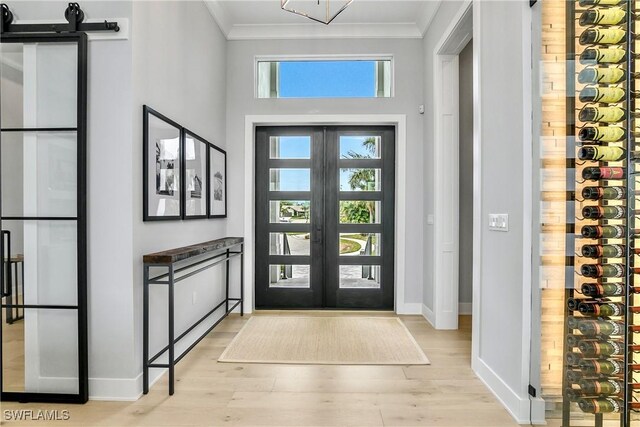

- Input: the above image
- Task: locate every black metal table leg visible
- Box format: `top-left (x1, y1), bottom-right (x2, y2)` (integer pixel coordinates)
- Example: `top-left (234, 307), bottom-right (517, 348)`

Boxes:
top-left (240, 244), bottom-right (244, 316)
top-left (225, 249), bottom-right (230, 312)
top-left (143, 264), bottom-right (149, 395)
top-left (168, 264), bottom-right (175, 396)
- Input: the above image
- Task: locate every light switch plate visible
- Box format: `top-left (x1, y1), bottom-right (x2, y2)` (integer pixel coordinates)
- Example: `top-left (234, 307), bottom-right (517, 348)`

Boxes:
top-left (488, 214), bottom-right (509, 232)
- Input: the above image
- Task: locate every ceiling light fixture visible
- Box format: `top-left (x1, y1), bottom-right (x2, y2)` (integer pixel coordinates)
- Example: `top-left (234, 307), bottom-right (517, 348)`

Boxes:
top-left (281, 0), bottom-right (355, 25)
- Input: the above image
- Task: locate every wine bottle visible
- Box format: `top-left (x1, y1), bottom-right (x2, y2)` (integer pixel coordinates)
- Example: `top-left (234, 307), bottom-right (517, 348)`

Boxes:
top-left (580, 225), bottom-right (625, 239)
top-left (579, 0), bottom-right (626, 6)
top-left (581, 282), bottom-right (625, 297)
top-left (566, 369), bottom-right (585, 383)
top-left (579, 359), bottom-right (623, 375)
top-left (579, 7), bottom-right (627, 26)
top-left (578, 397), bottom-right (621, 414)
top-left (579, 379), bottom-right (622, 396)
top-left (579, 126), bottom-right (625, 144)
top-left (566, 352), bottom-right (584, 366)
top-left (582, 205), bottom-right (625, 219)
top-left (582, 186), bottom-right (626, 200)
top-left (566, 334), bottom-right (585, 347)
top-left (579, 28), bottom-right (627, 46)
top-left (579, 86), bottom-right (625, 104)
top-left (578, 67), bottom-right (626, 85)
top-left (580, 263), bottom-right (624, 278)
top-left (582, 167), bottom-right (624, 180)
top-left (581, 244), bottom-right (625, 258)
top-left (578, 146), bottom-right (625, 162)
top-left (578, 319), bottom-right (624, 336)
top-left (578, 340), bottom-right (624, 357)
top-left (580, 47), bottom-right (627, 65)
top-left (567, 297), bottom-right (582, 311)
top-left (578, 301), bottom-right (625, 316)
top-left (579, 106), bottom-right (625, 124)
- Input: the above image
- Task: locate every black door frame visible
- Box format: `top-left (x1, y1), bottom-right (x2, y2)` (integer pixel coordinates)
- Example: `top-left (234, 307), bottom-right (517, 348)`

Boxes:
top-left (0, 32), bottom-right (89, 404)
top-left (255, 125), bottom-right (395, 310)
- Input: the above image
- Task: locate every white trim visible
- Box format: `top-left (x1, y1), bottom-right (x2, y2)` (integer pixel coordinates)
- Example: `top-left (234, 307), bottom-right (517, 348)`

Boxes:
top-left (458, 302), bottom-right (472, 315)
top-left (418, 1), bottom-right (443, 36)
top-left (89, 371), bottom-right (164, 401)
top-left (530, 397), bottom-right (547, 426)
top-left (399, 303), bottom-right (422, 315)
top-left (421, 303), bottom-right (435, 327)
top-left (204, 0), bottom-right (232, 36)
top-left (474, 358), bottom-right (532, 424)
top-left (471, 0), bottom-right (483, 382)
top-left (244, 114), bottom-right (408, 314)
top-left (431, 0), bottom-right (472, 331)
top-left (228, 23), bottom-right (423, 41)
top-left (520, 1), bottom-right (535, 424)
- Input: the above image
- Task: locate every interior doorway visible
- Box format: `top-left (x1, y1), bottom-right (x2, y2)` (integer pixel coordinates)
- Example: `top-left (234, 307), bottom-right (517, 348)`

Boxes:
top-left (458, 40), bottom-right (473, 316)
top-left (431, 1), bottom-right (473, 329)
top-left (254, 126), bottom-right (395, 309)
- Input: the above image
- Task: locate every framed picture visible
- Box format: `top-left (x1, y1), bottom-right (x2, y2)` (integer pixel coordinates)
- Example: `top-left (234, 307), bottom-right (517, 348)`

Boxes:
top-left (209, 144), bottom-right (227, 218)
top-left (183, 130), bottom-right (209, 219)
top-left (143, 106), bottom-right (183, 221)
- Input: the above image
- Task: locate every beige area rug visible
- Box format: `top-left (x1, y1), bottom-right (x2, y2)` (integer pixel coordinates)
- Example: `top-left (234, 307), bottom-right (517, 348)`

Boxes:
top-left (218, 316), bottom-right (430, 365)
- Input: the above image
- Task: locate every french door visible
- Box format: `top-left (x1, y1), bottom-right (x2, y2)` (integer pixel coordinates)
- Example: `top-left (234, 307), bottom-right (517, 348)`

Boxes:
top-left (255, 126), bottom-right (395, 309)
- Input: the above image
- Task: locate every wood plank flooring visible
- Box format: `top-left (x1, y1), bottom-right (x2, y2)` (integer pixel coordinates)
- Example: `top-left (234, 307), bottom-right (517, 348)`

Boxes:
top-left (1, 313), bottom-right (525, 426)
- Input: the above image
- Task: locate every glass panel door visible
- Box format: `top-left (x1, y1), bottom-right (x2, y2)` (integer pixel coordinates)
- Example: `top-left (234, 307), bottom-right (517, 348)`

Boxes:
top-left (1, 34), bottom-right (88, 403)
top-left (255, 126), bottom-right (394, 309)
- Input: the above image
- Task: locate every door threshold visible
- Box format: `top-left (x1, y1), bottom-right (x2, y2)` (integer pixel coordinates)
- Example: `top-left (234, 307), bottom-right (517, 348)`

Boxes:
top-left (252, 309), bottom-right (396, 315)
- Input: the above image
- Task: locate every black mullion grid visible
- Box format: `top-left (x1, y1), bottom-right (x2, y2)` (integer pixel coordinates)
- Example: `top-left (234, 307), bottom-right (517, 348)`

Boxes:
top-left (0, 32), bottom-right (88, 404)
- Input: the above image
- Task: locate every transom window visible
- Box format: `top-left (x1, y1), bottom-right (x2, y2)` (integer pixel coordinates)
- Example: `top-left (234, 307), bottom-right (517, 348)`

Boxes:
top-left (256, 57), bottom-right (392, 99)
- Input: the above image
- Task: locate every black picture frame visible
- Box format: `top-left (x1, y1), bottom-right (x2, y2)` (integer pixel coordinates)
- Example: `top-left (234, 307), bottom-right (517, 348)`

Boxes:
top-left (182, 129), bottom-right (210, 220)
top-left (208, 143), bottom-right (227, 218)
top-left (143, 105), bottom-right (183, 221)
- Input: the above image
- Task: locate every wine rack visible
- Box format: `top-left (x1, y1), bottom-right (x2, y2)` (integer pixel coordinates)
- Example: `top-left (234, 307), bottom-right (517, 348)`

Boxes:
top-left (559, 0), bottom-right (639, 425)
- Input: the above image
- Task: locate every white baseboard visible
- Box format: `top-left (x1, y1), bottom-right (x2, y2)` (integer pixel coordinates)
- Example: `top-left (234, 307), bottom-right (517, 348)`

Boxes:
top-left (397, 302), bottom-right (422, 315)
top-left (89, 371), bottom-right (165, 401)
top-left (473, 357), bottom-right (531, 424)
top-left (530, 397), bottom-right (546, 425)
top-left (89, 374), bottom-right (143, 401)
top-left (421, 304), bottom-right (435, 327)
top-left (459, 302), bottom-right (472, 315)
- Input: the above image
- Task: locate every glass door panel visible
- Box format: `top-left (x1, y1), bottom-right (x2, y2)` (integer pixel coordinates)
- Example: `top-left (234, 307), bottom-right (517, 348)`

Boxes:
top-left (1, 34), bottom-right (87, 403)
top-left (255, 126), bottom-right (394, 309)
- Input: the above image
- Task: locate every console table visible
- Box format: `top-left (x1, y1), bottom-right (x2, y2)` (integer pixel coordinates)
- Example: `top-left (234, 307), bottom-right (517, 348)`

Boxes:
top-left (142, 237), bottom-right (244, 395)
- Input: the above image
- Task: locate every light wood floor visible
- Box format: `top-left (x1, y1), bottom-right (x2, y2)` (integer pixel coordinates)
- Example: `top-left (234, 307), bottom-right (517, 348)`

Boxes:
top-left (1, 313), bottom-right (524, 426)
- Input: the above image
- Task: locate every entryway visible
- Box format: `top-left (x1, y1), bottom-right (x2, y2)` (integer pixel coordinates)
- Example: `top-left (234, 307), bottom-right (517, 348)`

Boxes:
top-left (254, 126), bottom-right (395, 309)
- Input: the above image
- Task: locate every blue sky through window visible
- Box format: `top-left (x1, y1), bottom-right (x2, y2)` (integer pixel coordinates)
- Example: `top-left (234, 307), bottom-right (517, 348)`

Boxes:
top-left (279, 61), bottom-right (376, 98)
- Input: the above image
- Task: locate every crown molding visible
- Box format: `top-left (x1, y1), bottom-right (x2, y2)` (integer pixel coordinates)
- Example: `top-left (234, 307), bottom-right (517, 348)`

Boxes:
top-left (417, 0), bottom-right (442, 36)
top-left (204, 0), bottom-right (232, 36)
top-left (227, 22), bottom-right (423, 40)
top-left (204, 0), bottom-right (437, 41)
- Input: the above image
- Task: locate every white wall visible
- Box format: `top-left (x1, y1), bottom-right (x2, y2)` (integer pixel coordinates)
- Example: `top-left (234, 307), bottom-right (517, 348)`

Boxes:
top-left (225, 38), bottom-right (424, 309)
top-left (131, 0), bottom-right (228, 394)
top-left (423, 1), bottom-right (533, 423)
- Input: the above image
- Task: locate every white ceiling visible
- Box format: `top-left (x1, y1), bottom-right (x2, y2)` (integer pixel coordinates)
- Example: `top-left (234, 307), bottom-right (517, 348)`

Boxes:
top-left (205, 0), bottom-right (442, 40)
